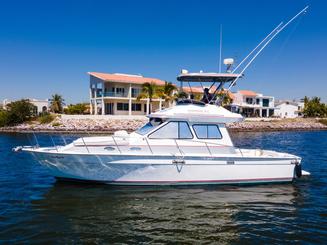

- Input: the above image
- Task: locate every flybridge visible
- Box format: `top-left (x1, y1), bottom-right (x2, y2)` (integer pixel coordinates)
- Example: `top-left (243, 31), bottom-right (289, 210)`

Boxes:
top-left (177, 72), bottom-right (242, 83)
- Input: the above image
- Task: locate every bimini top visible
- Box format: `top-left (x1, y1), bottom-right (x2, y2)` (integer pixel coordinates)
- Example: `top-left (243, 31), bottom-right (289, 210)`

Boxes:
top-left (148, 104), bottom-right (243, 123)
top-left (177, 72), bottom-right (242, 83)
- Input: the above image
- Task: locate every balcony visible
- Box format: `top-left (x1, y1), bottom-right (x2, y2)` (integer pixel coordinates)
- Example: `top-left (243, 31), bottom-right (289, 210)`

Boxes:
top-left (97, 91), bottom-right (128, 98)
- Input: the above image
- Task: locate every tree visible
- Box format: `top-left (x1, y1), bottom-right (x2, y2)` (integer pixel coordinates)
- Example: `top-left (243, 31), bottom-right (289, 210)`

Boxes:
top-left (50, 94), bottom-right (65, 113)
top-left (0, 110), bottom-right (9, 127)
top-left (137, 82), bottom-right (159, 113)
top-left (303, 96), bottom-right (327, 118)
top-left (6, 99), bottom-right (35, 124)
top-left (174, 91), bottom-right (189, 101)
top-left (216, 89), bottom-right (233, 107)
top-left (157, 81), bottom-right (176, 106)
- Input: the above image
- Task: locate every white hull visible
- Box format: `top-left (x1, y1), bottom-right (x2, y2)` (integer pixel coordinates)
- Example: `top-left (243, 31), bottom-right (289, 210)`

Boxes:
top-left (30, 151), bottom-right (298, 185)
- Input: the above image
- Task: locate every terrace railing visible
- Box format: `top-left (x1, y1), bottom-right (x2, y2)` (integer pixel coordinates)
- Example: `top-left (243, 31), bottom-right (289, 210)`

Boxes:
top-left (96, 91), bottom-right (129, 98)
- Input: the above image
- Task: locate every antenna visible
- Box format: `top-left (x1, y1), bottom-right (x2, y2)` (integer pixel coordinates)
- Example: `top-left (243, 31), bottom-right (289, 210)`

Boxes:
top-left (219, 24), bottom-right (223, 73)
top-left (227, 5), bottom-right (309, 91)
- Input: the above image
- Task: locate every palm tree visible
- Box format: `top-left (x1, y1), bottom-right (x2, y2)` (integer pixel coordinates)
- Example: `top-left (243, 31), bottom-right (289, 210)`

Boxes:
top-left (137, 82), bottom-right (159, 113)
top-left (174, 91), bottom-right (189, 101)
top-left (50, 94), bottom-right (65, 113)
top-left (158, 81), bottom-right (177, 106)
top-left (216, 89), bottom-right (233, 107)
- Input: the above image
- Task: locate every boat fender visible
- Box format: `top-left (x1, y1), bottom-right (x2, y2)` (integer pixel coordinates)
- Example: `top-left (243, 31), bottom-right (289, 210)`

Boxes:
top-left (295, 163), bottom-right (302, 178)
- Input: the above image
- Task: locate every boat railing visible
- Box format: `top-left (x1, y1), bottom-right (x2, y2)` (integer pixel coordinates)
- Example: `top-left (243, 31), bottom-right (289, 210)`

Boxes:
top-left (25, 133), bottom-right (242, 157)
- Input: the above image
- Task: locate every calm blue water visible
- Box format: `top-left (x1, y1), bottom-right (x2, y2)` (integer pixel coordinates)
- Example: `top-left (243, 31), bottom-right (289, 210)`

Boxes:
top-left (0, 131), bottom-right (326, 244)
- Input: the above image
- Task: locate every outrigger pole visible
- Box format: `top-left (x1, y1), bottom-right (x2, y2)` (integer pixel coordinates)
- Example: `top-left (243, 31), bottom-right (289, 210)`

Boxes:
top-left (232, 22), bottom-right (283, 73)
top-left (226, 5), bottom-right (309, 92)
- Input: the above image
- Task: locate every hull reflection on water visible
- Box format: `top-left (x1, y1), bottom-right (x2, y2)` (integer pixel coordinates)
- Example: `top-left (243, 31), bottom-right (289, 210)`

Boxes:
top-left (31, 183), bottom-right (300, 243)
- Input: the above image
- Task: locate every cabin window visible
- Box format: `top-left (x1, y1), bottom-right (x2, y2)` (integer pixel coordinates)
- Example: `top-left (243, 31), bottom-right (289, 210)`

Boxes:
top-left (192, 124), bottom-right (222, 139)
top-left (149, 121), bottom-right (193, 139)
top-left (136, 118), bottom-right (163, 135)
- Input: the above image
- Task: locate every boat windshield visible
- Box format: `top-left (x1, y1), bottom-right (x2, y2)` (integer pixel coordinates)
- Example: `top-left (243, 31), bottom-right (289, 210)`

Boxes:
top-left (136, 118), bottom-right (163, 135)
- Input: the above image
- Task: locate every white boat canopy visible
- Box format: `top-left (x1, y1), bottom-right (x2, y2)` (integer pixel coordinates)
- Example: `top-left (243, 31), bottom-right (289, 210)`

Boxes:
top-left (148, 104), bottom-right (243, 123)
top-left (177, 72), bottom-right (242, 83)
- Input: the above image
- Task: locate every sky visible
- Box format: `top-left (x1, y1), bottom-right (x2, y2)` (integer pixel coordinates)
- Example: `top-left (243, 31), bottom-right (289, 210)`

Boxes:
top-left (0, 0), bottom-right (326, 104)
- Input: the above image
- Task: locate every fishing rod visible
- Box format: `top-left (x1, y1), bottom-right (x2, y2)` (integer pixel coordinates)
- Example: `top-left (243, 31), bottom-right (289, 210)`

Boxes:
top-left (232, 22), bottom-right (283, 73)
top-left (227, 5), bottom-right (309, 91)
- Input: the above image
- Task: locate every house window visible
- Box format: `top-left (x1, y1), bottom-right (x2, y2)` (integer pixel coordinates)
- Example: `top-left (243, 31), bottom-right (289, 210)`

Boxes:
top-left (262, 99), bottom-right (269, 107)
top-left (117, 103), bottom-right (129, 111)
top-left (246, 98), bottom-right (253, 104)
top-left (193, 124), bottom-right (222, 139)
top-left (132, 103), bottom-right (142, 111)
top-left (116, 88), bottom-right (125, 95)
top-left (131, 88), bottom-right (141, 97)
top-left (256, 98), bottom-right (260, 104)
top-left (149, 122), bottom-right (193, 139)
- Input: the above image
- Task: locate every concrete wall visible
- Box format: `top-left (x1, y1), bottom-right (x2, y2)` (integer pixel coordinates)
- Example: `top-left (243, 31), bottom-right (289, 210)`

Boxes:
top-left (61, 114), bottom-right (147, 120)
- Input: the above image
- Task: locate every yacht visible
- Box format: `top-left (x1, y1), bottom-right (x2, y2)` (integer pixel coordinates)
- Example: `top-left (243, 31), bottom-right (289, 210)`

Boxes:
top-left (13, 6), bottom-right (310, 185)
top-left (14, 72), bottom-right (309, 185)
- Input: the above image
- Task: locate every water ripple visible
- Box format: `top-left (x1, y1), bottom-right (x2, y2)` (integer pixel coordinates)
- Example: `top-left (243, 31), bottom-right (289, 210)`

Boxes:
top-left (0, 131), bottom-right (326, 244)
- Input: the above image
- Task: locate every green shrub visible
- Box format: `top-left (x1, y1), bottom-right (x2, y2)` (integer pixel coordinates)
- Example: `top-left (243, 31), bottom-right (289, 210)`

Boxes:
top-left (64, 103), bottom-right (87, 114)
top-left (38, 113), bottom-right (55, 124)
top-left (6, 99), bottom-right (35, 125)
top-left (52, 122), bottom-right (61, 127)
top-left (0, 111), bottom-right (9, 127)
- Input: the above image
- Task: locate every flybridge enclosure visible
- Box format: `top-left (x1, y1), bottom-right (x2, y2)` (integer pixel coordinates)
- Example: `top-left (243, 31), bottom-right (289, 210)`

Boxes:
top-left (177, 72), bottom-right (243, 105)
top-left (148, 104), bottom-right (244, 123)
top-left (177, 72), bottom-right (242, 83)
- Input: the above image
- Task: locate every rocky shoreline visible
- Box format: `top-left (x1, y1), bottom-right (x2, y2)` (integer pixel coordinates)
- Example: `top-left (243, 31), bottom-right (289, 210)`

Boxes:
top-left (0, 116), bottom-right (326, 134)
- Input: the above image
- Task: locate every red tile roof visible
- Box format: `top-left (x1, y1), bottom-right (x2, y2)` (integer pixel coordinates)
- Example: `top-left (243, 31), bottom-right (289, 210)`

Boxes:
top-left (238, 90), bottom-right (257, 96)
top-left (88, 72), bottom-right (166, 86)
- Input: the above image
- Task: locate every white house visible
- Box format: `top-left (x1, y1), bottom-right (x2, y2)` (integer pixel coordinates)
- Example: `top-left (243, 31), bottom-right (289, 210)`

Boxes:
top-left (89, 72), bottom-right (167, 115)
top-left (2, 98), bottom-right (49, 115)
top-left (274, 100), bottom-right (304, 118)
top-left (230, 90), bottom-right (275, 117)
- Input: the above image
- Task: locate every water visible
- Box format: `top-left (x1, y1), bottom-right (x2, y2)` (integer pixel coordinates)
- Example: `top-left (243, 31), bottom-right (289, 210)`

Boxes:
top-left (0, 131), bottom-right (326, 244)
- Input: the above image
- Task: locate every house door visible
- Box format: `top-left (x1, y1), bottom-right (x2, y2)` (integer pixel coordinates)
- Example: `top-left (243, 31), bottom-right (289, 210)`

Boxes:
top-left (105, 103), bottom-right (114, 115)
top-left (262, 109), bottom-right (267, 117)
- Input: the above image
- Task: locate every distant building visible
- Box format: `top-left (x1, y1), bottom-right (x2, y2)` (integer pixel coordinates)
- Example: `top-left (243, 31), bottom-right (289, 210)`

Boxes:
top-left (230, 90), bottom-right (275, 117)
top-left (2, 98), bottom-right (49, 115)
top-left (89, 72), bottom-right (167, 115)
top-left (274, 100), bottom-right (304, 118)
